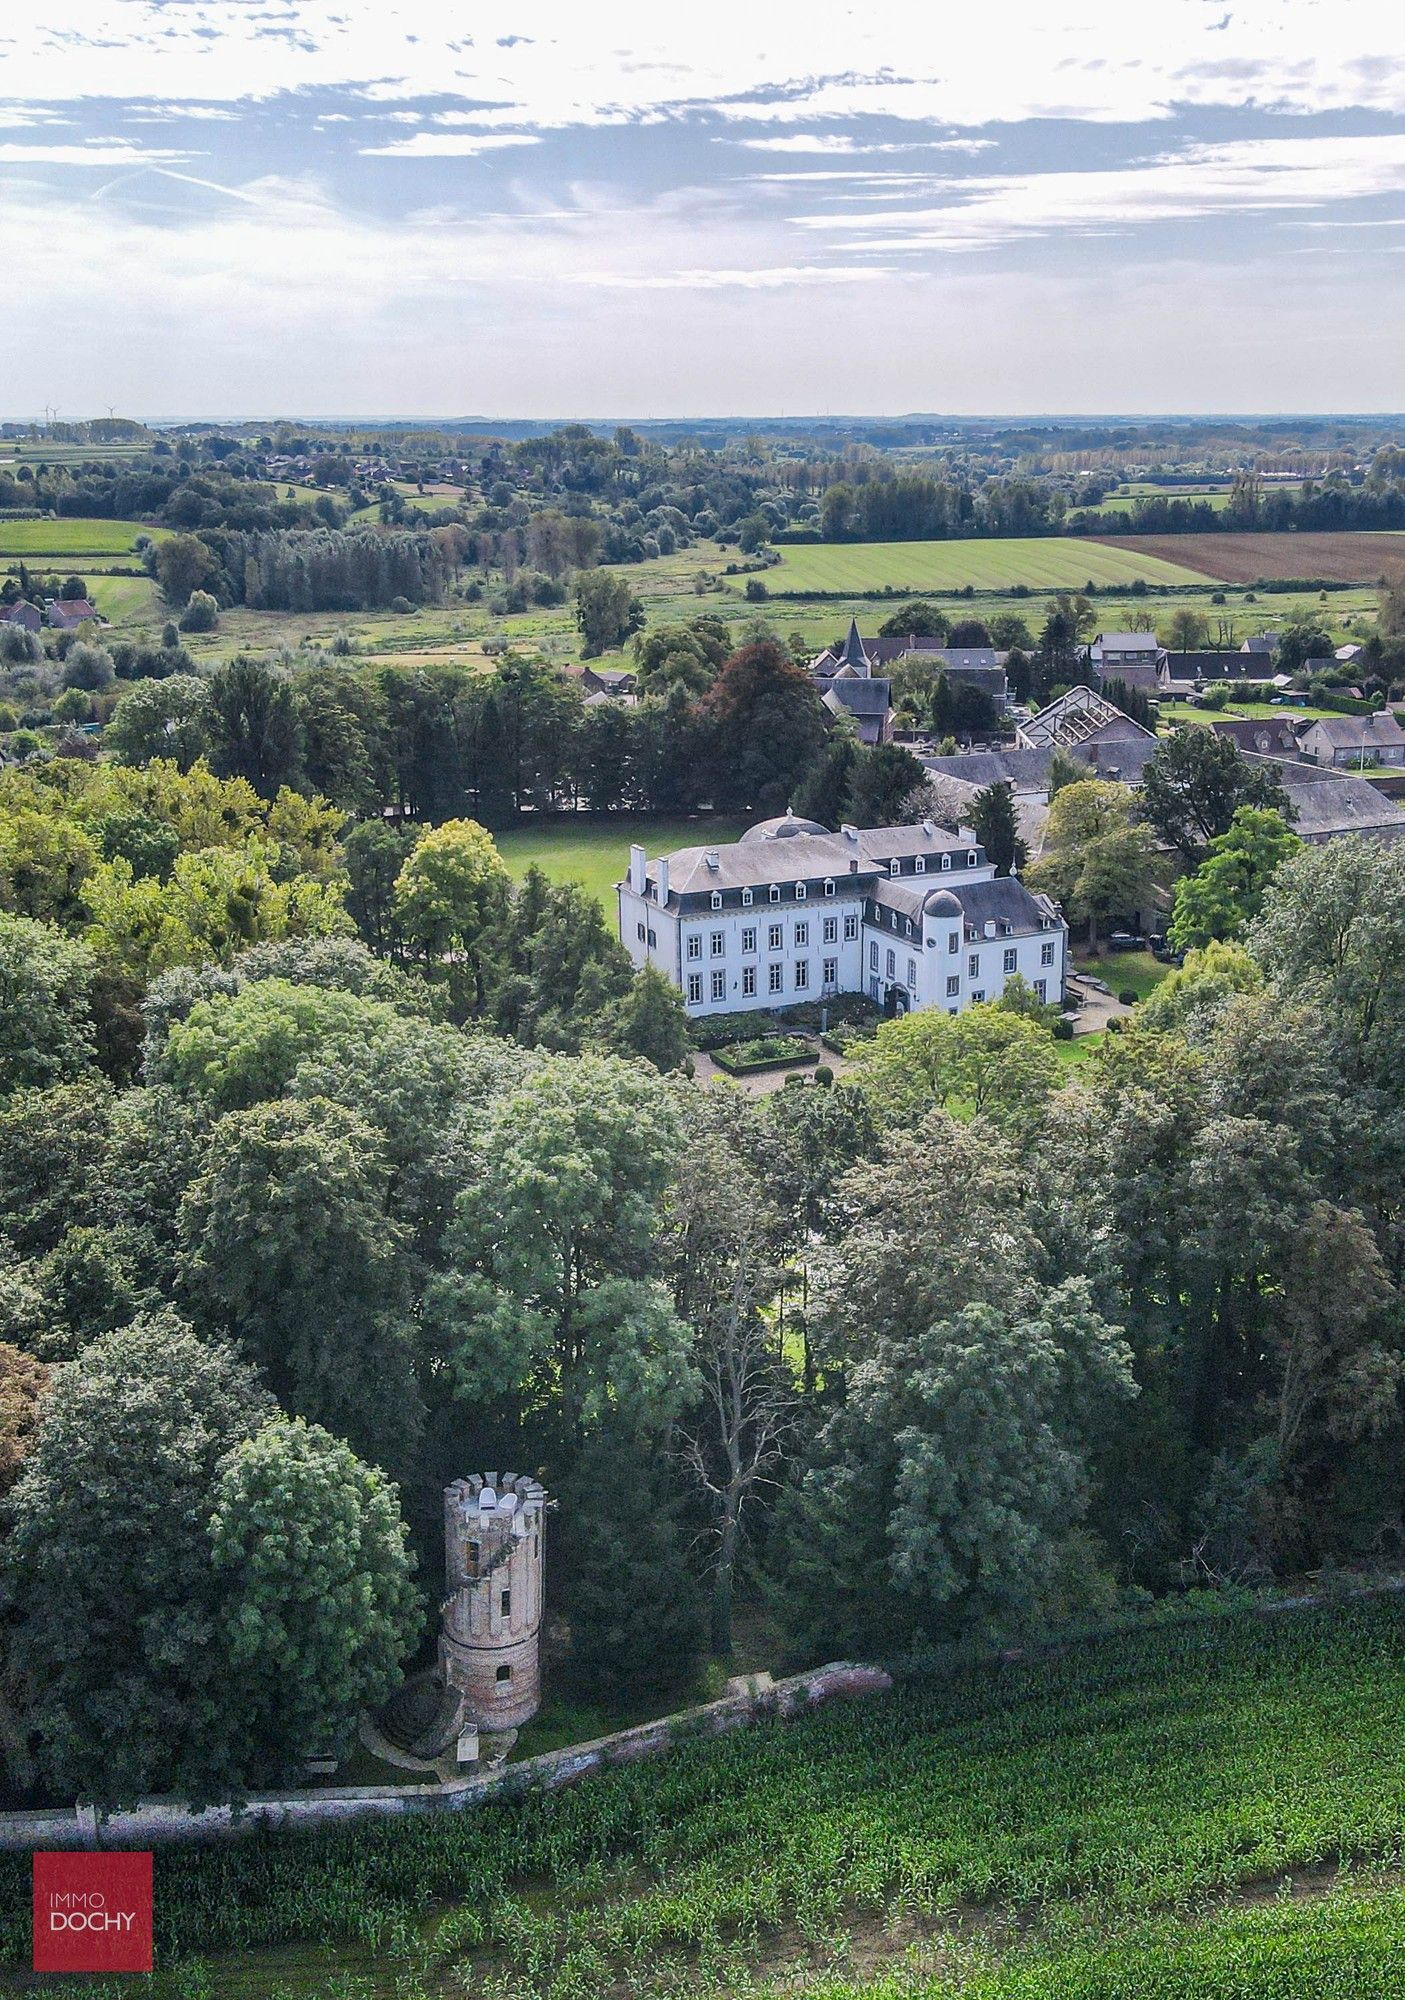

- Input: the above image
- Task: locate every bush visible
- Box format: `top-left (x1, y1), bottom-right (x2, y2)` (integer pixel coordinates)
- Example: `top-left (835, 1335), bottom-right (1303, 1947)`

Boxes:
top-left (178, 590), bottom-right (219, 634)
top-left (813, 1063), bottom-right (834, 1086)
top-left (711, 1033), bottom-right (814, 1075)
top-left (690, 1009), bottom-right (777, 1052)
top-left (1053, 1018), bottom-right (1075, 1041)
top-left (389, 595), bottom-right (415, 614)
top-left (1118, 989), bottom-right (1140, 1007)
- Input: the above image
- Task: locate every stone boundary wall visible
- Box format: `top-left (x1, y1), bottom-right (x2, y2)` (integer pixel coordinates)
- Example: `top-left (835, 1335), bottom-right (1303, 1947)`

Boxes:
top-left (0, 1661), bottom-right (892, 1853)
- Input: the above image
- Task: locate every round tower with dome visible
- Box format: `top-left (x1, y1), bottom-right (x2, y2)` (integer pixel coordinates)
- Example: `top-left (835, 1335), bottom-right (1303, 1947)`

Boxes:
top-left (438, 1473), bottom-right (547, 1731)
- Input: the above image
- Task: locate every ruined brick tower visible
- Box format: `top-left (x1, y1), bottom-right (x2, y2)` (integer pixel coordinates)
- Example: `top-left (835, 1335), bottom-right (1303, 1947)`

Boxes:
top-left (439, 1473), bottom-right (547, 1732)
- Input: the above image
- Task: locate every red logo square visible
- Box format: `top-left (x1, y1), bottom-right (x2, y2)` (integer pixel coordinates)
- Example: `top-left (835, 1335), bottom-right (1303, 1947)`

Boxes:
top-left (33, 1851), bottom-right (153, 1974)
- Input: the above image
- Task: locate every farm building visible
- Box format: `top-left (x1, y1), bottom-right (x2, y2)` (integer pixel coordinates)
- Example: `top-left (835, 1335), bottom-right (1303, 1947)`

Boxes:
top-left (617, 811), bottom-right (1066, 1021)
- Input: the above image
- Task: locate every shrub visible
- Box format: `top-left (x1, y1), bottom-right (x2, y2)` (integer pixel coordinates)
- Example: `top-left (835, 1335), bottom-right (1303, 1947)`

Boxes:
top-left (710, 1034), bottom-right (814, 1076)
top-left (813, 1063), bottom-right (834, 1086)
top-left (1053, 1019), bottom-right (1075, 1041)
top-left (389, 595), bottom-right (415, 614)
top-left (690, 1009), bottom-right (777, 1052)
top-left (178, 590), bottom-right (219, 634)
top-left (1118, 989), bottom-right (1140, 1007)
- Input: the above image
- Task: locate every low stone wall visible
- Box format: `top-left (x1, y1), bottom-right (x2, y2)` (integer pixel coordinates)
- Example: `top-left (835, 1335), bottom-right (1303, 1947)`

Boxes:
top-left (0, 1660), bottom-right (892, 1852)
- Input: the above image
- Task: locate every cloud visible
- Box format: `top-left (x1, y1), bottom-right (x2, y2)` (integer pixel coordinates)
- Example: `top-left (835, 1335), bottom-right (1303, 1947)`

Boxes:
top-left (794, 132), bottom-right (1405, 252)
top-left (0, 142), bottom-right (188, 166)
top-left (727, 134), bottom-right (996, 156)
top-left (567, 264), bottom-right (896, 289)
top-left (357, 132), bottom-right (542, 158)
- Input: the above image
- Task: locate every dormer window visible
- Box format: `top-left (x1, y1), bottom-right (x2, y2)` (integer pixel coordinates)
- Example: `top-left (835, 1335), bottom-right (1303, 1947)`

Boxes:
top-left (742, 888), bottom-right (754, 906)
top-left (796, 882), bottom-right (807, 900)
top-left (914, 857), bottom-right (926, 874)
top-left (769, 884), bottom-right (781, 903)
top-left (941, 854), bottom-right (952, 871)
top-left (710, 891), bottom-right (722, 910)
top-left (823, 878), bottom-right (835, 896)
top-left (967, 851), bottom-right (978, 867)
top-left (889, 858), bottom-right (901, 877)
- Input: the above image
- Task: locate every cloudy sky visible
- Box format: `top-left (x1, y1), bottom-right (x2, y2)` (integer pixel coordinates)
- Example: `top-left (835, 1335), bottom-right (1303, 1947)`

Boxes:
top-left (3, 0), bottom-right (1405, 419)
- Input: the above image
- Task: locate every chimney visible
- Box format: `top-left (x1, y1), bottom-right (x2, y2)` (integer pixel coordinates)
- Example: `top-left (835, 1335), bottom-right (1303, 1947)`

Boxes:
top-left (657, 857), bottom-right (670, 903)
top-left (841, 823), bottom-right (858, 841)
top-left (704, 850), bottom-right (719, 870)
top-left (628, 843), bottom-right (646, 895)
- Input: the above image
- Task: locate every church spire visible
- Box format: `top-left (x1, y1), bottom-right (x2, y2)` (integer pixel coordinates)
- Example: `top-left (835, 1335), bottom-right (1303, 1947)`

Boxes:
top-left (841, 617), bottom-right (868, 676)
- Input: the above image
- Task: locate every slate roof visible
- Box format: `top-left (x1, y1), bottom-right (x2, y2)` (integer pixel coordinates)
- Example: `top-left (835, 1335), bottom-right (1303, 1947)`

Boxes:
top-left (1302, 713), bottom-right (1405, 750)
top-left (637, 817), bottom-right (983, 902)
top-left (921, 748), bottom-right (1055, 791)
top-left (1092, 632), bottom-right (1164, 654)
top-left (1209, 717), bottom-right (1304, 758)
top-left (1243, 754), bottom-right (1405, 842)
top-left (871, 871), bottom-right (1057, 934)
top-left (1170, 652), bottom-right (1266, 680)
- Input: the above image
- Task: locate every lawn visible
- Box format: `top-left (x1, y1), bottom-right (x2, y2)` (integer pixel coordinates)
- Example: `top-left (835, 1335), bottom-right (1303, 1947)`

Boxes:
top-left (8, 1597), bottom-right (1405, 1997)
top-left (493, 814), bottom-right (752, 908)
top-left (0, 516), bottom-right (165, 558)
top-left (765, 537), bottom-right (1214, 595)
top-left (1073, 948), bottom-right (1169, 1001)
top-left (1158, 698), bottom-right (1348, 726)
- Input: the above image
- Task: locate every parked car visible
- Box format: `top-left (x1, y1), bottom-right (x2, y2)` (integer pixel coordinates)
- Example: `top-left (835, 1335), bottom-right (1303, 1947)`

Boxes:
top-left (1107, 932), bottom-right (1148, 953)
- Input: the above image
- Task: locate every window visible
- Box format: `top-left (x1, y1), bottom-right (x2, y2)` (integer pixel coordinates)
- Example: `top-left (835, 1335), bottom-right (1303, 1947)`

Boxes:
top-left (794, 921), bottom-right (808, 947)
top-left (500, 1589), bottom-right (511, 1617)
top-left (844, 913), bottom-right (859, 941)
top-left (967, 851), bottom-right (978, 866)
top-left (495, 1665), bottom-right (512, 1689)
top-left (1040, 941), bottom-right (1055, 967)
top-left (823, 956), bottom-right (838, 987)
top-left (886, 948), bottom-right (896, 978)
top-left (969, 954), bottom-right (979, 978)
top-left (889, 858), bottom-right (901, 876)
top-left (915, 856), bottom-right (926, 874)
top-left (710, 930), bottom-right (725, 957)
top-left (946, 974), bottom-right (959, 998)
top-left (769, 884), bottom-right (781, 902)
top-left (948, 932), bottom-right (959, 954)
top-left (711, 969), bottom-right (726, 1002)
top-left (637, 923), bottom-right (646, 941)
top-left (742, 888), bottom-right (754, 906)
top-left (741, 926), bottom-right (757, 953)
top-left (869, 941), bottom-right (879, 971)
top-left (941, 853), bottom-right (952, 871)
top-left (710, 890), bottom-right (722, 910)
top-left (742, 965), bottom-right (756, 998)
top-left (1035, 978), bottom-right (1047, 1001)
top-left (823, 878), bottom-right (835, 897)
top-left (687, 973), bottom-right (702, 1005)
top-left (468, 1539), bottom-right (480, 1575)
top-left (647, 930), bottom-right (656, 948)
top-left (823, 915), bottom-right (838, 944)
top-left (687, 935), bottom-right (701, 961)
top-left (1003, 947), bottom-right (1017, 974)
top-left (768, 963), bottom-right (784, 994)
top-left (795, 958), bottom-right (809, 990)
top-left (796, 882), bottom-right (807, 901)
top-left (908, 957), bottom-right (918, 987)
top-left (769, 923), bottom-right (783, 950)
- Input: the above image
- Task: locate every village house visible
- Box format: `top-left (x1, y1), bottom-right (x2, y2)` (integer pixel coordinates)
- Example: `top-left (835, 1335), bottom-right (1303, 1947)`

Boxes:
top-left (0, 601), bottom-right (42, 633)
top-left (1086, 631), bottom-right (1166, 693)
top-left (1297, 712), bottom-right (1405, 770)
top-left (45, 598), bottom-right (99, 631)
top-left (617, 811), bottom-right (1066, 1020)
top-left (808, 621), bottom-right (1011, 745)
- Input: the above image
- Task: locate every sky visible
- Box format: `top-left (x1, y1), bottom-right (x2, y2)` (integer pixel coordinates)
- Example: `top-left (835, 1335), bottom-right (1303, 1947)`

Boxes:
top-left (3, 1), bottom-right (1405, 420)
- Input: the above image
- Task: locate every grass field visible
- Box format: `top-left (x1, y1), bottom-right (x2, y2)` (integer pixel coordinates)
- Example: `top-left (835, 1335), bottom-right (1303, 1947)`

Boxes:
top-left (0, 517), bottom-right (163, 559)
top-left (1098, 530), bottom-right (1405, 585)
top-left (766, 538), bottom-right (1214, 594)
top-left (1157, 697), bottom-right (1343, 726)
top-left (6, 1597), bottom-right (1405, 1997)
top-left (494, 813), bottom-right (751, 906)
top-left (1073, 949), bottom-right (1168, 1001)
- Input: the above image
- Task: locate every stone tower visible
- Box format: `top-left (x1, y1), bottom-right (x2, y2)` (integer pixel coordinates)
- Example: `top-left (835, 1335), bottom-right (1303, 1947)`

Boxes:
top-left (439, 1473), bottom-right (547, 1732)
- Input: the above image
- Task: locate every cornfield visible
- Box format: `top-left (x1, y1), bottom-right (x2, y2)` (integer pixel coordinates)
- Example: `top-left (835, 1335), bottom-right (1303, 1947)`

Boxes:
top-left (5, 1598), bottom-right (1405, 1998)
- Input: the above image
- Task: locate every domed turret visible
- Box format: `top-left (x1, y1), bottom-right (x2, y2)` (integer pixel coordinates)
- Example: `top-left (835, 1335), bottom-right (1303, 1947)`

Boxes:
top-left (922, 887), bottom-right (963, 918)
top-left (738, 810), bottom-right (829, 843)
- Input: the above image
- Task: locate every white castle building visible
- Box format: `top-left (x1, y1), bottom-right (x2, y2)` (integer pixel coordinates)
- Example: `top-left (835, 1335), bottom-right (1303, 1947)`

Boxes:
top-left (617, 813), bottom-right (1067, 1020)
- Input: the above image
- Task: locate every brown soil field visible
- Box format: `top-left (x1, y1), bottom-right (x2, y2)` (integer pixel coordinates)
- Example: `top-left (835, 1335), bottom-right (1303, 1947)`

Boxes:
top-left (1088, 530), bottom-right (1405, 584)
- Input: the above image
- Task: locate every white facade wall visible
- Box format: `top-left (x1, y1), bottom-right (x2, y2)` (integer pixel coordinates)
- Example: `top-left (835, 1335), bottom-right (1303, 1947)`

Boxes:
top-left (618, 842), bottom-right (1067, 1020)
